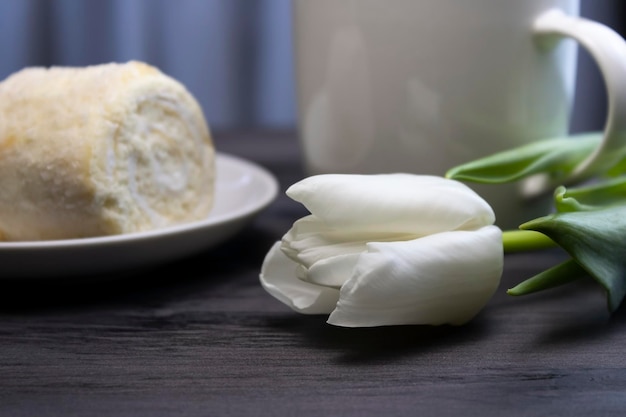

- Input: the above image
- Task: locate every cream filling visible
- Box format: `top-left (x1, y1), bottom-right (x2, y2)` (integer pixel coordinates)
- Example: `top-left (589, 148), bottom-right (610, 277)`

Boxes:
top-left (101, 92), bottom-right (211, 231)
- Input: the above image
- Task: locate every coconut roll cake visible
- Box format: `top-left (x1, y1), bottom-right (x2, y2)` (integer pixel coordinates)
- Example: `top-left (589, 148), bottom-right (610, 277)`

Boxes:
top-left (0, 61), bottom-right (215, 241)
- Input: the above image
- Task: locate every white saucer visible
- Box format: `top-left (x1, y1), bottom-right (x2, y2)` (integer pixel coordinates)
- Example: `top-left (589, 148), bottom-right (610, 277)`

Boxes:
top-left (0, 152), bottom-right (279, 279)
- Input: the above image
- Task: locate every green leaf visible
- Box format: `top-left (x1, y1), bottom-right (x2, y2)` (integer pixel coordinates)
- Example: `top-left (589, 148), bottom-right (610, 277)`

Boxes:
top-left (554, 176), bottom-right (626, 213)
top-left (507, 258), bottom-right (587, 296)
top-left (520, 206), bottom-right (626, 312)
top-left (445, 132), bottom-right (601, 184)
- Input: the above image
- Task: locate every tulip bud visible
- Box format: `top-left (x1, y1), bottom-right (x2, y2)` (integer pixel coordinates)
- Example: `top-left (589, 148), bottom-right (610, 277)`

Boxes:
top-left (260, 174), bottom-right (503, 327)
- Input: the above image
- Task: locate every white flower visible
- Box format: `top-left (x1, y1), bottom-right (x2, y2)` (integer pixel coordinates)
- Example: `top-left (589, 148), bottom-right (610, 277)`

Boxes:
top-left (260, 174), bottom-right (503, 327)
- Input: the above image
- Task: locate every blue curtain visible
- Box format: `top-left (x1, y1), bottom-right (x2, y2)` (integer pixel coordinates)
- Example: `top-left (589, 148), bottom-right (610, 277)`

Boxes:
top-left (0, 0), bottom-right (296, 131)
top-left (0, 0), bottom-right (623, 132)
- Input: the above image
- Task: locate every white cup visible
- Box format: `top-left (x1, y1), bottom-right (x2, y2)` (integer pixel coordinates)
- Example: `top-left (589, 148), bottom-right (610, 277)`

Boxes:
top-left (292, 0), bottom-right (626, 229)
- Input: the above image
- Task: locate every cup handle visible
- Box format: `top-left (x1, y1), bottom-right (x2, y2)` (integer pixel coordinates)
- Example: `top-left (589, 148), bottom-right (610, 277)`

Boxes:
top-left (533, 9), bottom-right (626, 180)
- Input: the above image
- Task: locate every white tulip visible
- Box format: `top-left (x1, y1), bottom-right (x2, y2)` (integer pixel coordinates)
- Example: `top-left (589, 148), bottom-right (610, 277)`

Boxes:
top-left (260, 174), bottom-right (503, 327)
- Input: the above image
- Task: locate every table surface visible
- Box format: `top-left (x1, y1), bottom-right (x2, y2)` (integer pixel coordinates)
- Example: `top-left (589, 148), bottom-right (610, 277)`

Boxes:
top-left (2, 130), bottom-right (625, 417)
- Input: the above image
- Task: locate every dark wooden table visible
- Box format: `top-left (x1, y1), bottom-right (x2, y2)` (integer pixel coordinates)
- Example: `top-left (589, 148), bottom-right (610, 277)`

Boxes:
top-left (1, 130), bottom-right (625, 416)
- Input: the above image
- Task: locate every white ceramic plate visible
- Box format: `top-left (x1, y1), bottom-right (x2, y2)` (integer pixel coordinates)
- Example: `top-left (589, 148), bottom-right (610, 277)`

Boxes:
top-left (0, 153), bottom-right (279, 279)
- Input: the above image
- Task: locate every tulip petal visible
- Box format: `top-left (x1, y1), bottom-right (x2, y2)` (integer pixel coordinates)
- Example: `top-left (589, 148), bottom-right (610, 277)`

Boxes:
top-left (327, 226), bottom-right (503, 327)
top-left (286, 174), bottom-right (495, 235)
top-left (281, 216), bottom-right (369, 269)
top-left (306, 252), bottom-right (362, 288)
top-left (259, 242), bottom-right (339, 314)
top-left (281, 215), bottom-right (409, 274)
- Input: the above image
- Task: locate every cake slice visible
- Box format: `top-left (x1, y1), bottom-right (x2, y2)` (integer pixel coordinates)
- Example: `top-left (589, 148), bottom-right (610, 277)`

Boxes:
top-left (0, 61), bottom-right (215, 241)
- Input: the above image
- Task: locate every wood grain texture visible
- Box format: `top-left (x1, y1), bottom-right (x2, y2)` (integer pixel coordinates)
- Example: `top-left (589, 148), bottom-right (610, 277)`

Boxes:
top-left (1, 130), bottom-right (626, 417)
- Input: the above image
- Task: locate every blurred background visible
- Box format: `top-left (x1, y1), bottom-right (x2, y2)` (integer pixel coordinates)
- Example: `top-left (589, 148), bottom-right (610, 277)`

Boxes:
top-left (0, 0), bottom-right (624, 133)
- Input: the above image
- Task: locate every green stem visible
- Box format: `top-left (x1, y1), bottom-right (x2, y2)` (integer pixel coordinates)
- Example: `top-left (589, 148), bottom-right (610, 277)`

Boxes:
top-left (502, 230), bottom-right (557, 253)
